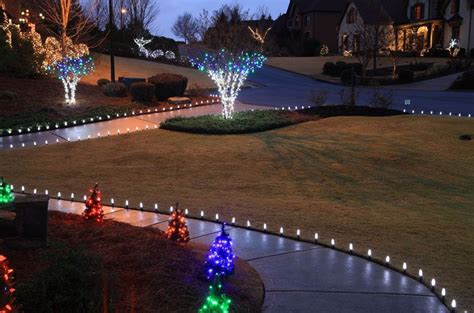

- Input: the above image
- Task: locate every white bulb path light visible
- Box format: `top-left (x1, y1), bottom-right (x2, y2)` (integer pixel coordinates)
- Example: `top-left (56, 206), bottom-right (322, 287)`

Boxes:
top-left (385, 256), bottom-right (390, 265)
top-left (200, 210), bottom-right (204, 219)
top-left (185, 209), bottom-right (189, 215)
top-left (331, 239), bottom-right (335, 247)
top-left (246, 220), bottom-right (251, 228)
top-left (154, 203), bottom-right (158, 211)
top-left (368, 249), bottom-right (372, 258)
top-left (296, 229), bottom-right (301, 238)
top-left (215, 213), bottom-right (219, 221)
top-left (431, 278), bottom-right (436, 291)
top-left (314, 233), bottom-right (319, 242)
top-left (279, 227), bottom-right (284, 235)
top-left (231, 217), bottom-right (236, 225)
top-left (419, 269), bottom-right (423, 282)
top-left (263, 223), bottom-right (267, 231)
top-left (402, 262), bottom-right (407, 273)
top-left (349, 243), bottom-right (353, 253)
top-left (191, 50), bottom-right (266, 119)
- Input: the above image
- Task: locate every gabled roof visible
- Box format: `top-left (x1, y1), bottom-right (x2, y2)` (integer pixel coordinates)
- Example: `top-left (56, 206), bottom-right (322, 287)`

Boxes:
top-left (288, 0), bottom-right (350, 14)
top-left (342, 0), bottom-right (409, 25)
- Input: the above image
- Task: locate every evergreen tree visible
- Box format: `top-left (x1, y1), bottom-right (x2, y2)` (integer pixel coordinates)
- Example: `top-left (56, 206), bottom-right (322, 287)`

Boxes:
top-left (0, 177), bottom-right (14, 206)
top-left (82, 184), bottom-right (104, 222)
top-left (164, 208), bottom-right (190, 243)
top-left (205, 224), bottom-right (235, 280)
top-left (198, 279), bottom-right (231, 313)
top-left (0, 255), bottom-right (15, 313)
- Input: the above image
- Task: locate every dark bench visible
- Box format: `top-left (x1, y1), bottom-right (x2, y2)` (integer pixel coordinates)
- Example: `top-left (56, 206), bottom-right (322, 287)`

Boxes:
top-left (118, 77), bottom-right (146, 88)
top-left (0, 195), bottom-right (49, 242)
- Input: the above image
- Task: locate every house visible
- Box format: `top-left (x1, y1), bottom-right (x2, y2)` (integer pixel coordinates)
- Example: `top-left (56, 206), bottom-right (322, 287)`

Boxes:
top-left (286, 0), bottom-right (350, 52)
top-left (338, 0), bottom-right (474, 54)
top-left (443, 0), bottom-right (474, 51)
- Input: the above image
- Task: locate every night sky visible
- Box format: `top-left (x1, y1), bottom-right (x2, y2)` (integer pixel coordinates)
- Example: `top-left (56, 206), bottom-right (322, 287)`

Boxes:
top-left (155, 0), bottom-right (288, 39)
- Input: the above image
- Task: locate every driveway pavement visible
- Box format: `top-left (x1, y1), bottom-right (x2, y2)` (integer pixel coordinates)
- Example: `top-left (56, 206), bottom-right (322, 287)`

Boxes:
top-left (240, 66), bottom-right (474, 115)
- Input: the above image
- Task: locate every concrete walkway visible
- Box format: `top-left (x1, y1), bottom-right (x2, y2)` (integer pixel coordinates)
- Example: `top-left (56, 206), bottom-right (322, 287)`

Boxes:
top-left (0, 102), bottom-right (263, 150)
top-left (46, 198), bottom-right (448, 313)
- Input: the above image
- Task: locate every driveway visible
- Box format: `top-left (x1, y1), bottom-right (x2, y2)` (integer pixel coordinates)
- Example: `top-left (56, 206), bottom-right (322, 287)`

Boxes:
top-left (240, 66), bottom-right (474, 115)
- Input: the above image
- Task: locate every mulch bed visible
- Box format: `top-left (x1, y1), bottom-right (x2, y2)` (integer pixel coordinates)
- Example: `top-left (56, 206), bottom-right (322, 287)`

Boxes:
top-left (0, 211), bottom-right (264, 312)
top-left (0, 75), bottom-right (214, 132)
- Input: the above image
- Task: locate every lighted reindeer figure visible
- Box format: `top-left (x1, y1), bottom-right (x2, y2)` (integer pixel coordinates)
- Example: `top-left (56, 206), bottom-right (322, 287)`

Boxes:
top-left (134, 37), bottom-right (164, 59)
top-left (248, 26), bottom-right (272, 51)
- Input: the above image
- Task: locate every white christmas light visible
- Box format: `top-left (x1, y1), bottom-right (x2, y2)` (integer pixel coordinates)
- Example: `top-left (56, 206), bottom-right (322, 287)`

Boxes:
top-left (185, 209), bottom-right (189, 215)
top-left (331, 239), bottom-right (335, 246)
top-left (200, 210), bottom-right (204, 218)
top-left (111, 198), bottom-right (115, 205)
top-left (442, 288), bottom-right (446, 297)
top-left (154, 203), bottom-right (158, 210)
top-left (125, 200), bottom-right (129, 207)
top-left (215, 213), bottom-right (219, 221)
top-left (314, 233), bottom-right (319, 241)
top-left (170, 206), bottom-right (174, 212)
top-left (57, 192), bottom-right (61, 199)
top-left (246, 220), bottom-right (250, 228)
top-left (431, 278), bottom-right (436, 287)
top-left (296, 229), bottom-right (301, 237)
top-left (263, 223), bottom-right (267, 231)
top-left (140, 202), bottom-right (143, 209)
top-left (231, 217), bottom-right (236, 224)
top-left (70, 193), bottom-right (74, 200)
top-left (33, 188), bottom-right (37, 194)
top-left (419, 269), bottom-right (423, 278)
top-left (368, 249), bottom-right (372, 257)
top-left (45, 189), bottom-right (49, 195)
top-left (385, 256), bottom-right (390, 264)
top-left (349, 243), bottom-right (353, 251)
top-left (280, 227), bottom-right (284, 235)
top-left (451, 299), bottom-right (456, 309)
top-left (403, 262), bottom-right (407, 271)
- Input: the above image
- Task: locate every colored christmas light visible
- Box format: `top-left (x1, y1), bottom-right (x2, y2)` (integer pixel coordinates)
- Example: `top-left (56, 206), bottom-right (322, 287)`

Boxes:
top-left (191, 50), bottom-right (266, 119)
top-left (0, 255), bottom-right (15, 313)
top-left (198, 280), bottom-right (231, 313)
top-left (82, 184), bottom-right (104, 222)
top-left (164, 208), bottom-right (190, 243)
top-left (205, 224), bottom-right (235, 280)
top-left (47, 55), bottom-right (94, 105)
top-left (0, 177), bottom-right (14, 205)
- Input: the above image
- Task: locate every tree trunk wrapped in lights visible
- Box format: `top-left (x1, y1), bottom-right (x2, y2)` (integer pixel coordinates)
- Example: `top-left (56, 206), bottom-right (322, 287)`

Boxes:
top-left (82, 184), bottom-right (104, 222)
top-left (205, 224), bottom-right (235, 280)
top-left (0, 177), bottom-right (14, 206)
top-left (164, 208), bottom-right (190, 243)
top-left (199, 279), bottom-right (232, 313)
top-left (46, 55), bottom-right (94, 105)
top-left (191, 50), bottom-right (266, 119)
top-left (0, 255), bottom-right (15, 313)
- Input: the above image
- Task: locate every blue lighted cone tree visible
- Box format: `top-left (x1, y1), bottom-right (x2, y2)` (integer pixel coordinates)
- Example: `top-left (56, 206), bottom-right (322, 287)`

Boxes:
top-left (191, 50), bottom-right (266, 119)
top-left (198, 279), bottom-right (232, 313)
top-left (0, 177), bottom-right (14, 207)
top-left (205, 223), bottom-right (235, 280)
top-left (47, 55), bottom-right (94, 105)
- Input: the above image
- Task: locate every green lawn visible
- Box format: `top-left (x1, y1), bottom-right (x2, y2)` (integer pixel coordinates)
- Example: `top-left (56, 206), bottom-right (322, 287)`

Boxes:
top-left (0, 115), bottom-right (473, 311)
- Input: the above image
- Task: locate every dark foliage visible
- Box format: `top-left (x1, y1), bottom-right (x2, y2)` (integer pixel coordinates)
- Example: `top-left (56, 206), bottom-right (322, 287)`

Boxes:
top-left (97, 78), bottom-right (111, 87)
top-left (130, 82), bottom-right (155, 103)
top-left (323, 61), bottom-right (361, 77)
top-left (450, 70), bottom-right (474, 90)
top-left (102, 82), bottom-right (128, 98)
top-left (148, 73), bottom-right (188, 101)
top-left (398, 69), bottom-right (415, 83)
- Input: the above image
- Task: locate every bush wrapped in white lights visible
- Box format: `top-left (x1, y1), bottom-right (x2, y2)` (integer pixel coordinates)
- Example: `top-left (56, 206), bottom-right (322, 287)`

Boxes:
top-left (191, 50), bottom-right (266, 119)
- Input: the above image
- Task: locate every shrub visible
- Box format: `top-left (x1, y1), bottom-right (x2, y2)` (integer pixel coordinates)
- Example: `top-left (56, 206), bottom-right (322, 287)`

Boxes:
top-left (16, 244), bottom-right (104, 312)
top-left (340, 68), bottom-right (354, 85)
top-left (323, 62), bottom-right (337, 75)
top-left (148, 73), bottom-right (188, 101)
top-left (130, 82), bottom-right (155, 103)
top-left (187, 83), bottom-right (208, 97)
top-left (398, 69), bottom-right (414, 83)
top-left (409, 62), bottom-right (429, 71)
top-left (450, 70), bottom-right (474, 90)
top-left (102, 82), bottom-right (127, 97)
top-left (424, 47), bottom-right (450, 58)
top-left (308, 89), bottom-right (328, 106)
top-left (97, 78), bottom-right (111, 87)
top-left (369, 87), bottom-right (393, 109)
top-left (0, 90), bottom-right (17, 100)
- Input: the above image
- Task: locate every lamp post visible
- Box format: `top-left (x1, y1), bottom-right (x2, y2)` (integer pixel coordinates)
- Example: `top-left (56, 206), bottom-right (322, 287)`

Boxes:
top-left (108, 0), bottom-right (115, 82)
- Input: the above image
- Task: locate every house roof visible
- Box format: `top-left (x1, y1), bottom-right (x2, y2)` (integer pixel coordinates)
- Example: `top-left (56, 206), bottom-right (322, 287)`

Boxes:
top-left (343, 0), bottom-right (409, 25)
top-left (288, 0), bottom-right (350, 14)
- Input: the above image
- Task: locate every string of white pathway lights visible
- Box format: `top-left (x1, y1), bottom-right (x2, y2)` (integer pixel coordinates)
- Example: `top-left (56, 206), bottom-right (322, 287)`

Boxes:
top-left (1, 96), bottom-right (220, 137)
top-left (4, 105), bottom-right (473, 150)
top-left (10, 186), bottom-right (465, 313)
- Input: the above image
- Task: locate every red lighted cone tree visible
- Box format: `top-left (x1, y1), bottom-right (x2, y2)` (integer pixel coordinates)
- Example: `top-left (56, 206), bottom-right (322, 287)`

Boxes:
top-left (0, 255), bottom-right (15, 313)
top-left (164, 207), bottom-right (190, 243)
top-left (82, 184), bottom-right (104, 222)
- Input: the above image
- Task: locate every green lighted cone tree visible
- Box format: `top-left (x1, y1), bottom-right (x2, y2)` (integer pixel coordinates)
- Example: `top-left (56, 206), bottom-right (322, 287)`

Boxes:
top-left (198, 279), bottom-right (231, 313)
top-left (0, 177), bottom-right (14, 206)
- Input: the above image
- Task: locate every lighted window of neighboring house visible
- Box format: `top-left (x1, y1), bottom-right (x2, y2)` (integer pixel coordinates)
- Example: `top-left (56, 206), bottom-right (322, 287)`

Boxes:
top-left (347, 8), bottom-right (357, 24)
top-left (413, 4), bottom-right (424, 20)
top-left (304, 15), bottom-right (311, 26)
top-left (451, 0), bottom-right (460, 14)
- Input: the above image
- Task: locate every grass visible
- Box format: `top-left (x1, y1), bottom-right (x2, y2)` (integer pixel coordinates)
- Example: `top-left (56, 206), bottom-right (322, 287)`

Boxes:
top-left (0, 211), bottom-right (263, 312)
top-left (86, 53), bottom-right (214, 89)
top-left (0, 116), bottom-right (473, 311)
top-left (160, 110), bottom-right (314, 134)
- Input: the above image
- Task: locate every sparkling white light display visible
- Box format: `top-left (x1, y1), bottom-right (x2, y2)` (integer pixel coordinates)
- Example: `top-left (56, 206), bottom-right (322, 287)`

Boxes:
top-left (191, 50), bottom-right (266, 119)
top-left (134, 37), bottom-right (175, 60)
top-left (47, 55), bottom-right (95, 104)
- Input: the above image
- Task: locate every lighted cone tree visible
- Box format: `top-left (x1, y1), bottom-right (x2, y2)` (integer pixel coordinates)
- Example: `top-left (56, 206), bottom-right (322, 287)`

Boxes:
top-left (198, 279), bottom-right (232, 313)
top-left (205, 224), bottom-right (235, 280)
top-left (0, 177), bottom-right (14, 206)
top-left (0, 255), bottom-right (15, 313)
top-left (47, 55), bottom-right (94, 105)
top-left (191, 50), bottom-right (266, 119)
top-left (82, 184), bottom-right (104, 222)
top-left (164, 208), bottom-right (190, 243)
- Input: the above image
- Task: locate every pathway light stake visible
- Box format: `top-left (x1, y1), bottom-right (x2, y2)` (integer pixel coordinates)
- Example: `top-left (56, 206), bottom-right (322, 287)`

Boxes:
top-left (431, 279), bottom-right (436, 291)
top-left (349, 243), bottom-right (353, 254)
top-left (403, 262), bottom-right (407, 273)
top-left (331, 239), bottom-right (335, 247)
top-left (419, 269), bottom-right (423, 282)
top-left (368, 249), bottom-right (372, 259)
top-left (314, 233), bottom-right (319, 242)
top-left (279, 227), bottom-right (284, 236)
